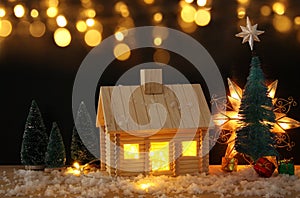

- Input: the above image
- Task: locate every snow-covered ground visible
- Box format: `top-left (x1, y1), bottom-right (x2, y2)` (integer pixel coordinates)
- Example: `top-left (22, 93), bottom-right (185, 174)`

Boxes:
top-left (0, 166), bottom-right (300, 198)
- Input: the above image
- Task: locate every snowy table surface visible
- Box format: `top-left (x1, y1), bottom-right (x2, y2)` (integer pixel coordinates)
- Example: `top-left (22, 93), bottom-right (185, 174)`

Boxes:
top-left (0, 165), bottom-right (300, 198)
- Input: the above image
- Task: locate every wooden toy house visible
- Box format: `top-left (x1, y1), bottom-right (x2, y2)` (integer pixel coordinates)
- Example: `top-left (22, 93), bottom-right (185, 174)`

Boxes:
top-left (96, 69), bottom-right (211, 176)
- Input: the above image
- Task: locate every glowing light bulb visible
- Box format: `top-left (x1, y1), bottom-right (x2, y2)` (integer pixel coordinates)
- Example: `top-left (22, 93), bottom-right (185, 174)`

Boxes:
top-left (197, 0), bottom-right (207, 7)
top-left (237, 7), bottom-right (246, 19)
top-left (0, 7), bottom-right (6, 18)
top-left (153, 37), bottom-right (162, 46)
top-left (86, 18), bottom-right (95, 27)
top-left (273, 15), bottom-right (291, 33)
top-left (115, 31), bottom-right (124, 41)
top-left (56, 15), bottom-right (67, 27)
top-left (85, 9), bottom-right (96, 18)
top-left (54, 28), bottom-right (71, 47)
top-left (185, 0), bottom-right (194, 3)
top-left (14, 4), bottom-right (25, 18)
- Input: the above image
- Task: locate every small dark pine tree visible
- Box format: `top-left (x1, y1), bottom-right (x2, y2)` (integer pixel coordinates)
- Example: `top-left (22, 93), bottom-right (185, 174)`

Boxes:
top-left (235, 56), bottom-right (278, 163)
top-left (45, 122), bottom-right (66, 168)
top-left (21, 100), bottom-right (48, 166)
top-left (71, 101), bottom-right (97, 164)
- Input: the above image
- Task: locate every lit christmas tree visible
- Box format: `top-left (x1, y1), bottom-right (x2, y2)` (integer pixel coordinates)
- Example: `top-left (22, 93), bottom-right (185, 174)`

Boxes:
top-left (20, 100), bottom-right (48, 169)
top-left (45, 122), bottom-right (66, 168)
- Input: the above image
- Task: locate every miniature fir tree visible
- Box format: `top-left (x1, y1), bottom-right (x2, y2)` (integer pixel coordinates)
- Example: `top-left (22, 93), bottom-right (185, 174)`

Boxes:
top-left (45, 122), bottom-right (66, 168)
top-left (71, 101), bottom-right (97, 164)
top-left (21, 100), bottom-right (48, 167)
top-left (235, 56), bottom-right (278, 162)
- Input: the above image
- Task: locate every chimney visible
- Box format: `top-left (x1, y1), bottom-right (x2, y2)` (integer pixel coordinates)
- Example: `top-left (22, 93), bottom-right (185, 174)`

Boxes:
top-left (140, 69), bottom-right (163, 94)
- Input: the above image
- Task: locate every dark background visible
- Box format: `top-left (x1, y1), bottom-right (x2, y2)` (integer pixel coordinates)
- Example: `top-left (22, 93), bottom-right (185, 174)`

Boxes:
top-left (1, 0), bottom-right (300, 165)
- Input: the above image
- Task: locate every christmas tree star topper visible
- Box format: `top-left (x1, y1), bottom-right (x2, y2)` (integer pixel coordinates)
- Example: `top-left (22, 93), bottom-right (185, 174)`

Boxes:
top-left (235, 16), bottom-right (264, 51)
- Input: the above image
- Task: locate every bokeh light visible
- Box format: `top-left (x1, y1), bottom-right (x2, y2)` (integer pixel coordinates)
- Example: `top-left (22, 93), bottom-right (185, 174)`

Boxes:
top-left (144, 0), bottom-right (154, 5)
top-left (76, 20), bottom-right (87, 32)
top-left (294, 16), bottom-right (300, 26)
top-left (84, 29), bottom-right (102, 47)
top-left (153, 48), bottom-right (170, 65)
top-left (154, 37), bottom-right (162, 46)
top-left (0, 7), bottom-right (6, 18)
top-left (114, 43), bottom-right (131, 61)
top-left (181, 4), bottom-right (196, 23)
top-left (47, 7), bottom-right (58, 18)
top-left (153, 12), bottom-right (163, 23)
top-left (237, 7), bottom-right (246, 19)
top-left (14, 4), bottom-right (25, 18)
top-left (260, 5), bottom-right (271, 17)
top-left (86, 18), bottom-right (95, 27)
top-left (85, 9), bottom-right (96, 18)
top-left (115, 31), bottom-right (124, 41)
top-left (56, 15), bottom-right (67, 27)
top-left (29, 21), bottom-right (46, 38)
top-left (194, 9), bottom-right (211, 26)
top-left (54, 28), bottom-right (71, 47)
top-left (0, 20), bottom-right (12, 37)
top-left (197, 0), bottom-right (207, 7)
top-left (30, 9), bottom-right (39, 18)
top-left (273, 15), bottom-right (292, 33)
top-left (272, 2), bottom-right (285, 15)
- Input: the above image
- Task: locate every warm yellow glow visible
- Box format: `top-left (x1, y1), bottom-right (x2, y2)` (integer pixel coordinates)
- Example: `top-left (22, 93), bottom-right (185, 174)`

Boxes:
top-left (185, 0), bottom-right (194, 3)
top-left (237, 7), bottom-right (246, 19)
top-left (29, 21), bottom-right (46, 38)
top-left (115, 31), bottom-right (124, 41)
top-left (73, 162), bottom-right (80, 169)
top-left (85, 9), bottom-right (96, 18)
top-left (56, 15), bottom-right (67, 27)
top-left (48, 0), bottom-right (59, 7)
top-left (153, 12), bottom-right (163, 23)
top-left (182, 141), bottom-right (197, 156)
top-left (47, 7), bottom-right (58, 18)
top-left (14, 4), bottom-right (25, 18)
top-left (0, 20), bottom-right (12, 37)
top-left (0, 7), bottom-right (6, 18)
top-left (237, 0), bottom-right (249, 5)
top-left (197, 0), bottom-right (207, 7)
top-left (277, 117), bottom-right (300, 130)
top-left (149, 142), bottom-right (169, 171)
top-left (30, 9), bottom-right (39, 18)
top-left (153, 37), bottom-right (162, 46)
top-left (54, 28), bottom-right (71, 47)
top-left (194, 9), bottom-right (211, 26)
top-left (294, 16), bottom-right (300, 25)
top-left (178, 17), bottom-right (197, 33)
top-left (124, 144), bottom-right (139, 159)
top-left (114, 43), bottom-right (131, 61)
top-left (86, 18), bottom-right (95, 27)
top-left (273, 15), bottom-right (292, 33)
top-left (144, 0), bottom-right (154, 4)
top-left (260, 5), bottom-right (271, 16)
top-left (153, 49), bottom-right (170, 65)
top-left (272, 2), bottom-right (285, 15)
top-left (140, 183), bottom-right (151, 190)
top-left (84, 29), bottom-right (102, 47)
top-left (76, 20), bottom-right (87, 32)
top-left (181, 5), bottom-right (196, 23)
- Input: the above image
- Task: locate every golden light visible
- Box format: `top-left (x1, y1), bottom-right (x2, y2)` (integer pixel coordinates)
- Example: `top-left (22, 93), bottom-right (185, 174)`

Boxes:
top-left (153, 49), bottom-right (170, 65)
top-left (178, 17), bottom-right (197, 33)
top-left (153, 37), bottom-right (162, 46)
top-left (185, 0), bottom-right (194, 3)
top-left (197, 0), bottom-right (207, 7)
top-left (84, 29), bottom-right (102, 47)
top-left (140, 183), bottom-right (151, 190)
top-left (237, 0), bottom-right (249, 6)
top-left (194, 9), bottom-right (211, 26)
top-left (0, 7), bottom-right (6, 18)
top-left (182, 141), bottom-right (197, 156)
top-left (181, 4), bottom-right (196, 23)
top-left (114, 31), bottom-right (124, 41)
top-left (237, 7), bottom-right (246, 19)
top-left (260, 5), bottom-right (271, 17)
top-left (115, 1), bottom-right (126, 12)
top-left (153, 12), bottom-right (163, 23)
top-left (14, 4), bottom-right (25, 18)
top-left (0, 20), bottom-right (12, 37)
top-left (114, 43), bottom-right (131, 61)
top-left (272, 2), bottom-right (285, 15)
top-left (56, 15), bottom-right (67, 27)
top-left (294, 16), bottom-right (300, 25)
top-left (273, 15), bottom-right (292, 33)
top-left (86, 18), bottom-right (95, 27)
top-left (29, 21), bottom-right (46, 38)
top-left (30, 9), bottom-right (39, 18)
top-left (124, 144), bottom-right (139, 159)
top-left (76, 20), bottom-right (87, 32)
top-left (85, 9), bottom-right (96, 18)
top-left (46, 7), bottom-right (58, 18)
top-left (144, 0), bottom-right (155, 5)
top-left (48, 0), bottom-right (59, 7)
top-left (149, 142), bottom-right (169, 171)
top-left (54, 28), bottom-right (71, 47)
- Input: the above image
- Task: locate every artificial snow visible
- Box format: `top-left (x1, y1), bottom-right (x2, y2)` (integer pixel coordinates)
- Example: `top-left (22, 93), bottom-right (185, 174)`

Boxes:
top-left (0, 167), bottom-right (300, 197)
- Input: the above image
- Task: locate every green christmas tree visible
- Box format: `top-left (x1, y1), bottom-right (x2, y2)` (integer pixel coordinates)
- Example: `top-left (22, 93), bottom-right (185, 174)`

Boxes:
top-left (235, 56), bottom-right (278, 162)
top-left (21, 100), bottom-right (48, 166)
top-left (45, 122), bottom-right (66, 168)
top-left (71, 101), bottom-right (97, 164)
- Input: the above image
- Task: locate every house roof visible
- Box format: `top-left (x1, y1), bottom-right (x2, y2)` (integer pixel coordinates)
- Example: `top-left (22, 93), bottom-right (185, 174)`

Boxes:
top-left (96, 84), bottom-right (211, 133)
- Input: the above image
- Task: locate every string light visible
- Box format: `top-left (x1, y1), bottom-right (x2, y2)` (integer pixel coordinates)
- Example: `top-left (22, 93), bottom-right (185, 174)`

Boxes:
top-left (294, 16), bottom-right (300, 26)
top-left (273, 15), bottom-right (292, 33)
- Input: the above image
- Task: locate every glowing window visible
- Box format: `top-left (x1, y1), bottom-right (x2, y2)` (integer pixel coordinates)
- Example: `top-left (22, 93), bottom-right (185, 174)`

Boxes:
top-left (149, 142), bottom-right (169, 171)
top-left (182, 141), bottom-right (197, 156)
top-left (124, 144), bottom-right (139, 159)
